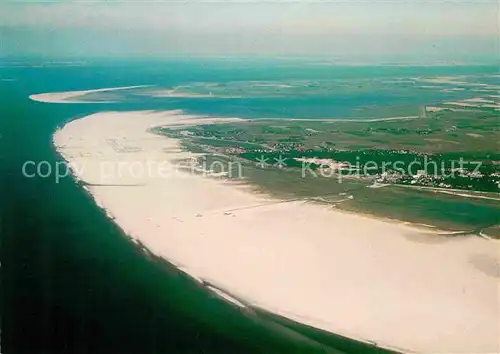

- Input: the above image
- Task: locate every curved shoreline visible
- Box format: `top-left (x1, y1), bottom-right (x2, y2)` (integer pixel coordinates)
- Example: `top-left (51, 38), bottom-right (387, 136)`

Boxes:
top-left (50, 109), bottom-right (499, 354)
top-left (29, 85), bottom-right (150, 103)
top-left (50, 110), bottom-right (407, 353)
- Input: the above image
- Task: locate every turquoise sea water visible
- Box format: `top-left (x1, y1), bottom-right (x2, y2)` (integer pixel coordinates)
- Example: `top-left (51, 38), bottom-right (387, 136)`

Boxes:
top-left (1, 59), bottom-right (498, 354)
top-left (69, 59), bottom-right (499, 119)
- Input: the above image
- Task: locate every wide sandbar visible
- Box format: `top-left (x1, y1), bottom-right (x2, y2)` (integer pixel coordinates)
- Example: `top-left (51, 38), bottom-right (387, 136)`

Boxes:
top-left (54, 110), bottom-right (499, 353)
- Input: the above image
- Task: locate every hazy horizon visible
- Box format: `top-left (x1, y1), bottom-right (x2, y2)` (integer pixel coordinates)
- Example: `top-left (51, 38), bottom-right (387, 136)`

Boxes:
top-left (1, 0), bottom-right (498, 64)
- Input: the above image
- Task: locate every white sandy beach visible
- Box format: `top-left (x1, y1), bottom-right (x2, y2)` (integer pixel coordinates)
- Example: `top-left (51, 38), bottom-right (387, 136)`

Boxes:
top-left (52, 110), bottom-right (500, 353)
top-left (29, 85), bottom-right (149, 103)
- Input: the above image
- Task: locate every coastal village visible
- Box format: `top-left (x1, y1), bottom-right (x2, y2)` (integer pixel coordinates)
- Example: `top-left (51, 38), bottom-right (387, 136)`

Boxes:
top-left (163, 119), bottom-right (500, 193)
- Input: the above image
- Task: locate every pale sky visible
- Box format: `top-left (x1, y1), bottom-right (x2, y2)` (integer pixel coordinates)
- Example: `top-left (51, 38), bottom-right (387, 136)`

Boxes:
top-left (1, 0), bottom-right (498, 62)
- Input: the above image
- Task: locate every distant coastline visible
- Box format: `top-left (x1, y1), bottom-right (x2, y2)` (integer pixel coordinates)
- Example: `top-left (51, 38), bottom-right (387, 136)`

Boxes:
top-left (29, 85), bottom-right (150, 104)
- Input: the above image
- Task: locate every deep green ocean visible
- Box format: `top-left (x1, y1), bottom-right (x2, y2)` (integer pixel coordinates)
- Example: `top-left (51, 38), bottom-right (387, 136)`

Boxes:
top-left (1, 59), bottom-right (498, 354)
